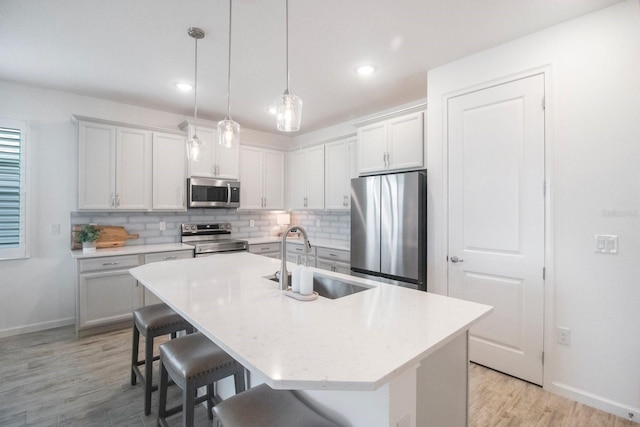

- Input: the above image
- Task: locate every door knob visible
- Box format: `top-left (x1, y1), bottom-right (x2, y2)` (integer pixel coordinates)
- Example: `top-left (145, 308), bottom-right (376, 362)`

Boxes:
top-left (450, 256), bottom-right (464, 263)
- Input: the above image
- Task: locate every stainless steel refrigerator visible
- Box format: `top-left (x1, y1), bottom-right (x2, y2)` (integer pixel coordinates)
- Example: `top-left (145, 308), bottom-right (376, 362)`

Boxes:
top-left (350, 171), bottom-right (427, 291)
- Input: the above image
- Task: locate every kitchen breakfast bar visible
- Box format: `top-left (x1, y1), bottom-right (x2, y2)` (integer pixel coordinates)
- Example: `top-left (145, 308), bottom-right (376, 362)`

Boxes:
top-left (130, 252), bottom-right (492, 427)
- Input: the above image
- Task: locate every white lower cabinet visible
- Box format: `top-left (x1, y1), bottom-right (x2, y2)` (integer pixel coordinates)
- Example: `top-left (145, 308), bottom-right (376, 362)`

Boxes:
top-left (76, 248), bottom-right (193, 333)
top-left (248, 242), bottom-right (281, 259)
top-left (315, 247), bottom-right (350, 274)
top-left (286, 244), bottom-right (316, 266)
top-left (77, 255), bottom-right (143, 331)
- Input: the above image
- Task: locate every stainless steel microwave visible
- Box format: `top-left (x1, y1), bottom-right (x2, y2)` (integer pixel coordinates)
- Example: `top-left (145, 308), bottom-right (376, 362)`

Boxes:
top-left (187, 177), bottom-right (240, 208)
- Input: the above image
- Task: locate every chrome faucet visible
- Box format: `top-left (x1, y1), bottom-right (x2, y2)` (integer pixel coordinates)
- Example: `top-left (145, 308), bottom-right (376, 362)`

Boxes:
top-left (279, 225), bottom-right (312, 290)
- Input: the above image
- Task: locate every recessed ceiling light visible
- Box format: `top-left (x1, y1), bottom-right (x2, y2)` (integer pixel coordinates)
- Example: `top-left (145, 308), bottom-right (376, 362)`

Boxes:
top-left (356, 65), bottom-right (376, 76)
top-left (176, 82), bottom-right (194, 92)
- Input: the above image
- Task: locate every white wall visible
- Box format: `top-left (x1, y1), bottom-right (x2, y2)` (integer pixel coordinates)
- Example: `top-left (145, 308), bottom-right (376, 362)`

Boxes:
top-left (0, 80), bottom-right (290, 337)
top-left (426, 0), bottom-right (640, 420)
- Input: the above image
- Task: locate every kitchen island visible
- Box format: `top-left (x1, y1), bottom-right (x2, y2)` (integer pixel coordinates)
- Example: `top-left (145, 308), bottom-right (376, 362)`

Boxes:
top-left (130, 252), bottom-right (492, 427)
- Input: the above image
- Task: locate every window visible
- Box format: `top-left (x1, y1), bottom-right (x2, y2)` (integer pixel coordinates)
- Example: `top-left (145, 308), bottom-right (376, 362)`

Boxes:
top-left (0, 119), bottom-right (27, 260)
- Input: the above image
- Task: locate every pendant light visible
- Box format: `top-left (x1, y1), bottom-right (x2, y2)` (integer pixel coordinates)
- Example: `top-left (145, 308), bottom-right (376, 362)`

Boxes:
top-left (275, 0), bottom-right (302, 132)
top-left (186, 27), bottom-right (205, 161)
top-left (218, 0), bottom-right (240, 149)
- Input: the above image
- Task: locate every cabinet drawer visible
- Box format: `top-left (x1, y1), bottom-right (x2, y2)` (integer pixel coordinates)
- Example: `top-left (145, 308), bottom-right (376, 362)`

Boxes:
top-left (316, 247), bottom-right (350, 263)
top-left (316, 259), bottom-right (350, 274)
top-left (249, 242), bottom-right (280, 255)
top-left (79, 255), bottom-right (142, 273)
top-left (144, 250), bottom-right (193, 264)
top-left (286, 244), bottom-right (316, 256)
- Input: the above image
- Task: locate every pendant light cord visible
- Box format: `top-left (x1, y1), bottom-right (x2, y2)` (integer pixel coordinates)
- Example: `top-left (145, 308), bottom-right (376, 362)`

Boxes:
top-left (193, 34), bottom-right (199, 136)
top-left (226, 0), bottom-right (233, 120)
top-left (285, 0), bottom-right (290, 94)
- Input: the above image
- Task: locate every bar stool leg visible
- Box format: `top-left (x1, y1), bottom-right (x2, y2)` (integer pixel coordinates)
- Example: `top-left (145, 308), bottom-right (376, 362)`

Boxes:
top-left (233, 369), bottom-right (246, 394)
top-left (144, 334), bottom-right (154, 415)
top-left (157, 361), bottom-right (169, 427)
top-left (183, 382), bottom-right (196, 427)
top-left (131, 326), bottom-right (139, 386)
top-left (206, 383), bottom-right (214, 420)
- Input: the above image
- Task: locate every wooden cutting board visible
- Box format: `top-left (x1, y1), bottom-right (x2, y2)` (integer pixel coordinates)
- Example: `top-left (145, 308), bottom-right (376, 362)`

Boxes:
top-left (71, 225), bottom-right (140, 249)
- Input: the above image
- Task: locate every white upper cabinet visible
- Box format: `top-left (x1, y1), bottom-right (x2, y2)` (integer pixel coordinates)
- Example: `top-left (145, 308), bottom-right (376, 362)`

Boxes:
top-left (180, 121), bottom-right (239, 179)
top-left (325, 136), bottom-right (357, 210)
top-left (239, 146), bottom-right (285, 210)
top-left (152, 132), bottom-right (187, 210)
top-left (78, 122), bottom-right (116, 210)
top-left (78, 121), bottom-right (151, 210)
top-left (263, 150), bottom-right (285, 209)
top-left (289, 145), bottom-right (325, 210)
top-left (357, 111), bottom-right (424, 175)
top-left (115, 128), bottom-right (152, 210)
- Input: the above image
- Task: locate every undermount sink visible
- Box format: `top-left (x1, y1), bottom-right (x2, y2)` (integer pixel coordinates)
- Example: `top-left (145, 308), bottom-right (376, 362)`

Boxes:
top-left (265, 272), bottom-right (373, 300)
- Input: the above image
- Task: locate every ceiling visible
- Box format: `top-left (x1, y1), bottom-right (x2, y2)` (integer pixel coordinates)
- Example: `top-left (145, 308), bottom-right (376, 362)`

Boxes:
top-left (0, 0), bottom-right (623, 135)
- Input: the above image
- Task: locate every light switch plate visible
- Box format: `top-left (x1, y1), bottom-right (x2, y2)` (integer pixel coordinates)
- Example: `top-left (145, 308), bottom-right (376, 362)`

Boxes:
top-left (595, 234), bottom-right (618, 254)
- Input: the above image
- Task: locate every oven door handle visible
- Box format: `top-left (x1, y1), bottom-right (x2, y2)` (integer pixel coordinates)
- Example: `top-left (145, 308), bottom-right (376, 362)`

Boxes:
top-left (227, 183), bottom-right (231, 205)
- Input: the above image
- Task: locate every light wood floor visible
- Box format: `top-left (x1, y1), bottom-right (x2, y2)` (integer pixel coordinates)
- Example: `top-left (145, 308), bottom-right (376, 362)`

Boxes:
top-left (0, 326), bottom-right (635, 426)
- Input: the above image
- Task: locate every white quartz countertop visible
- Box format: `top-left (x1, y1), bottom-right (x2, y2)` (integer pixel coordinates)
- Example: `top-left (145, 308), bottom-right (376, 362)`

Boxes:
top-left (246, 237), bottom-right (350, 251)
top-left (71, 243), bottom-right (194, 259)
top-left (130, 252), bottom-right (492, 391)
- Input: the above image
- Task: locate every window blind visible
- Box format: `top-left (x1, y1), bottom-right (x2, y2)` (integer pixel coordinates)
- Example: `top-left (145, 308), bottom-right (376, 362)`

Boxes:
top-left (0, 126), bottom-right (22, 250)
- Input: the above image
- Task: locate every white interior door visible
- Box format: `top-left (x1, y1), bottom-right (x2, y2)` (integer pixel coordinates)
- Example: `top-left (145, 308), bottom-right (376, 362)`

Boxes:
top-left (448, 74), bottom-right (545, 385)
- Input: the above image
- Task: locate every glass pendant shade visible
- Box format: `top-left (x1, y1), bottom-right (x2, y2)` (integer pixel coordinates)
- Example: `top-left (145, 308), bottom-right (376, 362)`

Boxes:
top-left (217, 119), bottom-right (240, 149)
top-left (276, 92), bottom-right (302, 132)
top-left (186, 134), bottom-right (203, 161)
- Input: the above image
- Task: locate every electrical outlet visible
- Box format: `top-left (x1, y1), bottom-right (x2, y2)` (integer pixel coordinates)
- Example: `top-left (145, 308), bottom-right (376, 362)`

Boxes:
top-left (595, 234), bottom-right (618, 254)
top-left (250, 220), bottom-right (255, 227)
top-left (159, 221), bottom-right (166, 231)
top-left (50, 224), bottom-right (60, 235)
top-left (557, 327), bottom-right (571, 345)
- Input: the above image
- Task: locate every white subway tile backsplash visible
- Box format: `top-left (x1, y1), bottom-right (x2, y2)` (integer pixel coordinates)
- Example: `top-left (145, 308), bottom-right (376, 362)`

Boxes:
top-left (71, 209), bottom-right (350, 246)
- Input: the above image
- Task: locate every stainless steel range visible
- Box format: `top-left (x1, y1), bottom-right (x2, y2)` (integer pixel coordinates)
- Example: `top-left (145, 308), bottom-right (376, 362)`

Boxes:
top-left (181, 222), bottom-right (248, 257)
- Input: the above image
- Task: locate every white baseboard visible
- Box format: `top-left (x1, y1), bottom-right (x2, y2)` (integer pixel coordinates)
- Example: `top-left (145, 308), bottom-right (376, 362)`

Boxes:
top-left (0, 317), bottom-right (75, 339)
top-left (549, 381), bottom-right (639, 424)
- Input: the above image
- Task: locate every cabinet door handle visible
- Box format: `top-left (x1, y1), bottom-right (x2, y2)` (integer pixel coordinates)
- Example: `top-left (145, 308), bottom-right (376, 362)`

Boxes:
top-left (102, 262), bottom-right (119, 266)
top-left (163, 256), bottom-right (177, 260)
top-left (260, 247), bottom-right (270, 251)
top-left (227, 183), bottom-right (231, 205)
top-left (328, 253), bottom-right (337, 257)
top-left (111, 194), bottom-right (115, 207)
top-left (116, 194), bottom-right (120, 207)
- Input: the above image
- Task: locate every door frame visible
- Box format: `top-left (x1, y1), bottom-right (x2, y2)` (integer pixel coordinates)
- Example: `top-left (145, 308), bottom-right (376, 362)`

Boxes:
top-left (437, 66), bottom-right (555, 388)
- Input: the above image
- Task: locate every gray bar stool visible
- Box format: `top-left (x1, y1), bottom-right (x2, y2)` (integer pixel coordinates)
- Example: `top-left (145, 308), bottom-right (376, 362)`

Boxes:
top-left (131, 303), bottom-right (194, 415)
top-left (213, 383), bottom-right (340, 427)
top-left (157, 332), bottom-right (246, 427)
